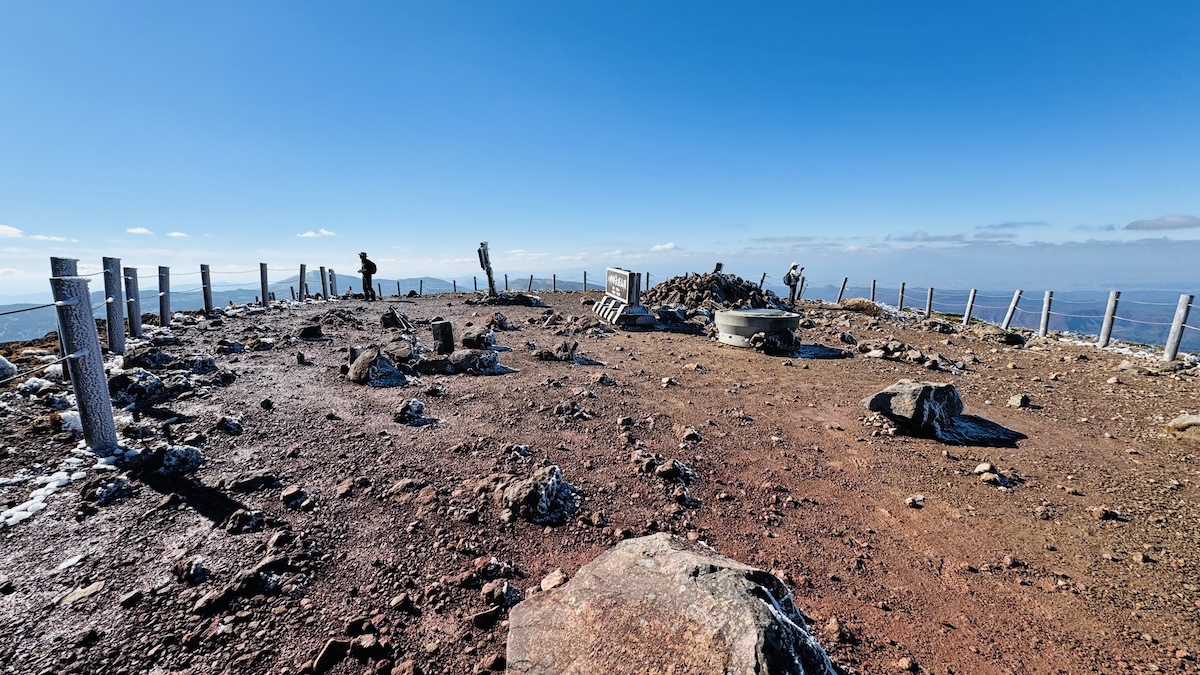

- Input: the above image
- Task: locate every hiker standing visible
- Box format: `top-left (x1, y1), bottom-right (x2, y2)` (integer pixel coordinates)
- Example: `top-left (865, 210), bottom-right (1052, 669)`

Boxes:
top-left (782, 262), bottom-right (803, 304)
top-left (359, 252), bottom-right (377, 301)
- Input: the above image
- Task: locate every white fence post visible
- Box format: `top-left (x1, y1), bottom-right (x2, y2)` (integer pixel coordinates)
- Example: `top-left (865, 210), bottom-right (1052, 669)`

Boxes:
top-left (1002, 290), bottom-right (1022, 331)
top-left (50, 276), bottom-right (119, 454)
top-left (1163, 294), bottom-right (1193, 362)
top-left (1098, 290), bottom-right (1119, 348)
top-left (123, 267), bottom-right (142, 338)
top-left (1038, 291), bottom-right (1053, 337)
top-left (102, 256), bottom-right (125, 354)
top-left (962, 289), bottom-right (977, 327)
top-left (201, 264), bottom-right (214, 315)
top-left (158, 266), bottom-right (171, 327)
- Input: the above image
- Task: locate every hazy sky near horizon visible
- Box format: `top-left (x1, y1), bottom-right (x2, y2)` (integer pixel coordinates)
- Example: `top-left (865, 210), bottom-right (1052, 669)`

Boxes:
top-left (1, 1), bottom-right (1198, 297)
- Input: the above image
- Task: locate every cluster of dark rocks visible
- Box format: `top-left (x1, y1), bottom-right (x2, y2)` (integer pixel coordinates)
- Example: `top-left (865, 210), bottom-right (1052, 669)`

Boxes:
top-left (642, 271), bottom-right (788, 312)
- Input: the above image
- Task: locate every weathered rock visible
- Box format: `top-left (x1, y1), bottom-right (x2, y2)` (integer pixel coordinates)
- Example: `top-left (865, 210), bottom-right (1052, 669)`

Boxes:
top-left (1166, 413), bottom-right (1200, 442)
top-left (1007, 394), bottom-right (1031, 408)
top-left (534, 341), bottom-right (579, 362)
top-left (449, 349), bottom-right (513, 375)
top-left (109, 368), bottom-right (167, 407)
top-left (347, 348), bottom-right (407, 387)
top-left (506, 533), bottom-right (835, 675)
top-left (968, 323), bottom-right (1025, 345)
top-left (500, 465), bottom-right (580, 525)
top-left (461, 327), bottom-right (497, 349)
top-left (862, 380), bottom-right (964, 433)
top-left (122, 347), bottom-right (176, 371)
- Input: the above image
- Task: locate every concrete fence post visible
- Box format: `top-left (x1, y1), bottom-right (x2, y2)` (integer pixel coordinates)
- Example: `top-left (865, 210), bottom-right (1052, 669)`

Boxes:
top-left (583, 271), bottom-right (587, 291)
top-left (1038, 291), bottom-right (1053, 337)
top-left (319, 266), bottom-right (329, 299)
top-left (962, 289), bottom-right (977, 327)
top-left (329, 269), bottom-right (338, 297)
top-left (259, 263), bottom-right (270, 308)
top-left (290, 286), bottom-right (296, 300)
top-left (552, 274), bottom-right (557, 292)
top-left (102, 256), bottom-right (125, 354)
top-left (123, 267), bottom-right (142, 338)
top-left (49, 258), bottom-right (78, 382)
top-left (925, 287), bottom-right (934, 319)
top-left (1002, 290), bottom-right (1023, 331)
top-left (298, 264), bottom-right (307, 300)
top-left (1098, 290), bottom-right (1120, 348)
top-left (200, 264), bottom-right (214, 314)
top-left (158, 266), bottom-right (171, 327)
top-left (50, 276), bottom-right (119, 455)
top-left (898, 282), bottom-right (906, 312)
top-left (836, 277), bottom-right (848, 304)
top-left (1163, 294), bottom-right (1193, 362)
top-left (870, 280), bottom-right (876, 303)
top-left (505, 274), bottom-right (509, 291)
top-left (646, 274), bottom-right (650, 291)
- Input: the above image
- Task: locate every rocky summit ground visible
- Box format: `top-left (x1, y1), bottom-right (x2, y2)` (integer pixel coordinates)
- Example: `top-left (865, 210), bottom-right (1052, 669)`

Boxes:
top-left (0, 291), bottom-right (1198, 675)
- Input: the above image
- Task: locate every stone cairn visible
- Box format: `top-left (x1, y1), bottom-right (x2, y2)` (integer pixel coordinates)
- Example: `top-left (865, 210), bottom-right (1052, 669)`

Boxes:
top-left (642, 271), bottom-right (787, 312)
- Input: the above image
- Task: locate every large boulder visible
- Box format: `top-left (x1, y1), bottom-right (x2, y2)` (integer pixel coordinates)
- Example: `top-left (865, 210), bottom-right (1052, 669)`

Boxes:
top-left (346, 348), bottom-right (407, 388)
top-left (862, 379), bottom-right (963, 433)
top-left (1167, 414), bottom-right (1200, 443)
top-left (506, 533), bottom-right (836, 675)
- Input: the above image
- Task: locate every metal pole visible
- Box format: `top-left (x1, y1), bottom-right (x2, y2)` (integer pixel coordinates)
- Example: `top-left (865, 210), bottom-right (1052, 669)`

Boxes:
top-left (1163, 294), bottom-right (1193, 362)
top-left (260, 263), bottom-right (269, 308)
top-left (397, 281), bottom-right (401, 297)
top-left (1002, 290), bottom-right (1023, 331)
top-left (528, 275), bottom-right (534, 292)
top-left (158, 266), bottom-right (171, 327)
top-left (50, 276), bottom-right (118, 455)
top-left (123, 267), bottom-right (142, 338)
top-left (583, 271), bottom-right (587, 292)
top-left (505, 274), bottom-right (509, 291)
top-left (474, 276), bottom-right (478, 291)
top-left (758, 272), bottom-right (766, 289)
top-left (298, 264), bottom-right (306, 300)
top-left (419, 279), bottom-right (423, 296)
top-left (870, 280), bottom-right (876, 303)
top-left (836, 277), bottom-right (848, 304)
top-left (797, 276), bottom-right (806, 300)
top-left (102, 257), bottom-right (125, 354)
top-left (1038, 290), bottom-right (1052, 337)
top-left (329, 269), bottom-right (338, 297)
top-left (50, 258), bottom-right (78, 383)
top-left (200, 264), bottom-right (214, 314)
top-left (1098, 291), bottom-right (1120, 347)
top-left (897, 283), bottom-right (906, 312)
top-left (553, 274), bottom-right (557, 292)
top-left (377, 283), bottom-right (382, 299)
top-left (319, 266), bottom-right (329, 299)
top-left (453, 279), bottom-right (457, 293)
top-left (925, 287), bottom-right (934, 319)
top-left (962, 289), bottom-right (977, 327)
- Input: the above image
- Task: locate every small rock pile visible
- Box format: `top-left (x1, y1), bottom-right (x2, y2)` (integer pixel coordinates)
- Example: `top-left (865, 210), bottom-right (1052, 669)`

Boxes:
top-left (642, 271), bottom-right (787, 312)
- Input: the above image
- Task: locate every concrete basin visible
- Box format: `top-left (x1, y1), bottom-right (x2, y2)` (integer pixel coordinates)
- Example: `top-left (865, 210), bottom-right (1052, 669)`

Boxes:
top-left (714, 308), bottom-right (802, 348)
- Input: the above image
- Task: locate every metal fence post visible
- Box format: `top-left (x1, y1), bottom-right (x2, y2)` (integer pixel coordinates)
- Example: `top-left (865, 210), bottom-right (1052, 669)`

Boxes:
top-left (925, 287), bottom-right (934, 318)
top-left (200, 264), bottom-right (214, 314)
top-left (123, 267), bottom-right (142, 338)
top-left (102, 256), bottom-right (125, 354)
top-left (320, 266), bottom-right (329, 299)
top-left (259, 263), bottom-right (270, 308)
top-left (505, 274), bottom-right (509, 291)
top-left (583, 271), bottom-right (587, 291)
top-left (897, 282), bottom-right (906, 312)
top-left (1163, 294), bottom-right (1193, 362)
top-left (1038, 291), bottom-right (1053, 337)
top-left (528, 275), bottom-right (534, 292)
top-left (836, 277), bottom-right (848, 304)
top-left (1002, 290), bottom-right (1022, 331)
top-left (553, 274), bottom-right (558, 292)
top-left (962, 289), bottom-right (977, 327)
top-left (1098, 290), bottom-right (1120, 347)
top-left (329, 269), bottom-right (337, 297)
top-left (50, 257), bottom-right (78, 383)
top-left (50, 276), bottom-right (119, 455)
top-left (870, 280), bottom-right (876, 303)
top-left (298, 264), bottom-right (306, 300)
top-left (158, 266), bottom-right (171, 327)
top-left (419, 279), bottom-right (423, 296)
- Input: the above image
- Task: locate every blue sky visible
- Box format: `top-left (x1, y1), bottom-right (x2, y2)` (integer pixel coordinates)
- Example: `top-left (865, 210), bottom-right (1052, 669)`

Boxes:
top-left (1, 1), bottom-right (1198, 297)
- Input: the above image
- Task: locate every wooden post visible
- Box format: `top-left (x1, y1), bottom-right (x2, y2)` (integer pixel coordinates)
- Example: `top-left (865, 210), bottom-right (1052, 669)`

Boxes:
top-left (1038, 290), bottom-right (1053, 337)
top-left (836, 277), bottom-right (848, 304)
top-left (123, 267), bottom-right (142, 338)
top-left (50, 276), bottom-right (118, 454)
top-left (870, 280), bottom-right (876, 303)
top-left (925, 287), bottom-right (934, 319)
top-left (259, 263), bottom-right (269, 308)
top-left (298, 264), bottom-right (306, 300)
top-left (432, 320), bottom-right (455, 355)
top-left (1098, 290), bottom-right (1120, 347)
top-left (962, 289), bottom-right (977, 327)
top-left (158, 266), bottom-right (171, 327)
top-left (319, 266), bottom-right (329, 299)
top-left (897, 283), bottom-right (906, 312)
top-left (102, 256), bottom-right (125, 354)
top-left (1002, 290), bottom-right (1023, 330)
top-left (1163, 294), bottom-right (1193, 362)
top-left (201, 264), bottom-right (214, 313)
top-left (528, 275), bottom-right (534, 292)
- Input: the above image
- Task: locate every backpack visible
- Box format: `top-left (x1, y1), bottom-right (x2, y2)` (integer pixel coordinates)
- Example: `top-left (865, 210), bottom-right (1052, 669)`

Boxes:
top-left (364, 260), bottom-right (377, 274)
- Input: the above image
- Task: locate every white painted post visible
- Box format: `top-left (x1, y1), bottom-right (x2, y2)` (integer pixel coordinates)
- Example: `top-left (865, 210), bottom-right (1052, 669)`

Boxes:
top-left (836, 277), bottom-right (848, 304)
top-left (925, 287), bottom-right (934, 318)
top-left (259, 263), bottom-right (270, 308)
top-left (1098, 290), bottom-right (1120, 347)
top-left (102, 257), bottom-right (125, 354)
top-left (158, 266), bottom-right (171, 327)
top-left (1037, 291), bottom-right (1053, 337)
top-left (962, 289), bottom-right (977, 327)
top-left (1002, 290), bottom-right (1022, 330)
top-left (200, 264), bottom-right (214, 314)
top-left (870, 280), bottom-right (876, 303)
top-left (319, 266), bottom-right (329, 299)
top-left (298, 264), bottom-right (307, 300)
top-left (50, 276), bottom-right (119, 454)
top-left (898, 282), bottom-right (906, 312)
top-left (123, 267), bottom-right (142, 338)
top-left (1163, 294), bottom-right (1193, 362)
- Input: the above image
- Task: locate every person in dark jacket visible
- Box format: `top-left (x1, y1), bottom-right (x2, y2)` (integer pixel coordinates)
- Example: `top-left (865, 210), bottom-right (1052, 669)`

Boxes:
top-left (782, 262), bottom-right (803, 304)
top-left (359, 252), bottom-right (377, 301)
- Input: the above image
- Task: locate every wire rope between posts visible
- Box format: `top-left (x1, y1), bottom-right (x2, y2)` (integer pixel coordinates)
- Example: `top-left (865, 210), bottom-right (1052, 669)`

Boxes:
top-left (971, 303), bottom-right (1009, 310)
top-left (1120, 298), bottom-right (1180, 307)
top-left (0, 302), bottom-right (57, 317)
top-left (0, 352), bottom-right (75, 387)
top-left (1048, 311), bottom-right (1103, 319)
top-left (1052, 297), bottom-right (1106, 305)
top-left (1112, 315), bottom-right (1173, 327)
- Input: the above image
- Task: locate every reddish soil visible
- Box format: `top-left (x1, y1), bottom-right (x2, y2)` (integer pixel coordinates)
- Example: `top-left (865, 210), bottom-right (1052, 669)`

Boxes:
top-left (0, 292), bottom-right (1197, 675)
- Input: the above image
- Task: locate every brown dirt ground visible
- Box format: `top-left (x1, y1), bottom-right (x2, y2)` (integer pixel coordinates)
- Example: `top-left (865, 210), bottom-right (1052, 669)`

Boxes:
top-left (0, 292), bottom-right (1197, 675)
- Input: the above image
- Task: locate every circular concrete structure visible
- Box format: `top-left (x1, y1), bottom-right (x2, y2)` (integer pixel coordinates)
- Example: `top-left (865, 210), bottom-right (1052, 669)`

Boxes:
top-left (714, 308), bottom-right (802, 348)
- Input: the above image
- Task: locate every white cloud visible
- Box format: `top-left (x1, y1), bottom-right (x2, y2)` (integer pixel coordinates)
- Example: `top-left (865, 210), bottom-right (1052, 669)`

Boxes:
top-left (0, 225), bottom-right (23, 238)
top-left (127, 227), bottom-right (154, 235)
top-left (296, 228), bottom-right (337, 238)
top-left (555, 252), bottom-right (589, 261)
top-left (1125, 214), bottom-right (1200, 231)
top-left (167, 231), bottom-right (189, 238)
top-left (505, 249), bottom-right (548, 260)
top-left (650, 242), bottom-right (678, 252)
top-left (0, 268), bottom-right (21, 276)
top-left (29, 234), bottom-right (67, 241)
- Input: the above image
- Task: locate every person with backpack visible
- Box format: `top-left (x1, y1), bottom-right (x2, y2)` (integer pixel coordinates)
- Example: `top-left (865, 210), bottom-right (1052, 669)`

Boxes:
top-left (359, 252), bottom-right (378, 301)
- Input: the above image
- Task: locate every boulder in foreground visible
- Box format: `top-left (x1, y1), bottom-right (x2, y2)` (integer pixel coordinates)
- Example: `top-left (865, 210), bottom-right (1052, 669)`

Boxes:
top-left (506, 533), bottom-right (836, 675)
top-left (863, 379), bottom-right (1025, 447)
